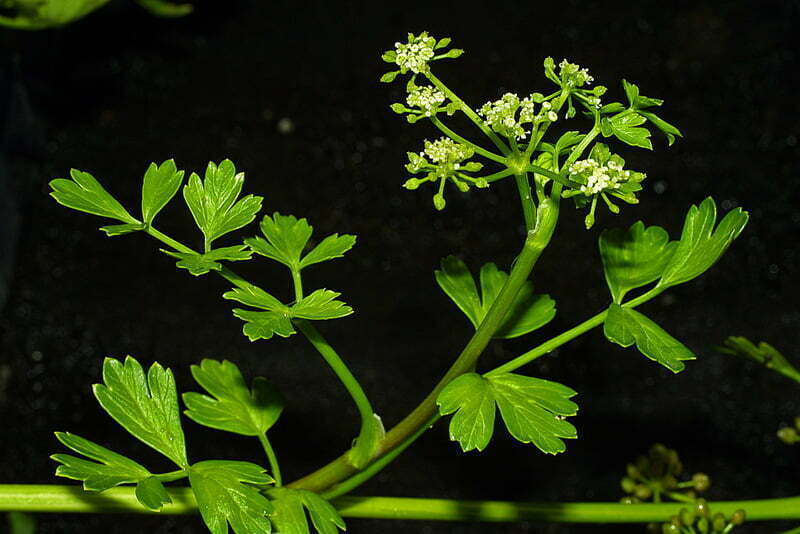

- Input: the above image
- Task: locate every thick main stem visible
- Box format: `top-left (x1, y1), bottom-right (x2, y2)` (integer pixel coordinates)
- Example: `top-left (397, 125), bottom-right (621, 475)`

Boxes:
top-left (2, 486), bottom-right (799, 524)
top-left (288, 199), bottom-right (560, 492)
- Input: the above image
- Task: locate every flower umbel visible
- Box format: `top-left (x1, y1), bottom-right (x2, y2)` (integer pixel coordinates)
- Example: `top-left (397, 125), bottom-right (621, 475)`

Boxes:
top-left (478, 92), bottom-right (557, 140)
top-left (380, 32), bottom-right (464, 83)
top-left (563, 143), bottom-right (645, 228)
top-left (403, 137), bottom-right (485, 210)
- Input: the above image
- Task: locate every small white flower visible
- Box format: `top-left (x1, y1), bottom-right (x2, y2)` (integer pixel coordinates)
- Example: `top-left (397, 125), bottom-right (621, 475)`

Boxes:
top-left (407, 85), bottom-right (446, 115)
top-left (547, 111), bottom-right (558, 122)
top-left (395, 32), bottom-right (437, 73)
top-left (558, 59), bottom-right (594, 88)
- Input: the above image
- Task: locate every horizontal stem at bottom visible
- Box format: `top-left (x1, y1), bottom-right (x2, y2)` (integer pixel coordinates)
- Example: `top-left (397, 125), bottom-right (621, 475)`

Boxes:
top-left (1, 486), bottom-right (798, 523)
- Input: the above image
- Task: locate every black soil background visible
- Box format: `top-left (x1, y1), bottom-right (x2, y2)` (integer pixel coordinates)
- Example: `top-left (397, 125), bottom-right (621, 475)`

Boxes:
top-left (1, 1), bottom-right (799, 533)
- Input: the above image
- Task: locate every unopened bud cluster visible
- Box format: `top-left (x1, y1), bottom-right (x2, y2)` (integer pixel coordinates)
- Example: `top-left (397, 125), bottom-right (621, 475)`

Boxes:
top-left (559, 59), bottom-right (594, 88)
top-left (620, 444), bottom-right (709, 504)
top-left (651, 500), bottom-right (746, 534)
top-left (478, 93), bottom-right (557, 140)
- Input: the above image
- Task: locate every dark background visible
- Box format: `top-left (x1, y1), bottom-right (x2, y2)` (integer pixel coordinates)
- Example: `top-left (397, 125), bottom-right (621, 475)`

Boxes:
top-left (1, 1), bottom-right (798, 532)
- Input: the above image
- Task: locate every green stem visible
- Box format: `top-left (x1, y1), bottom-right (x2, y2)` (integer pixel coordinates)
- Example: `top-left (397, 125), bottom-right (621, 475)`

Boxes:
top-left (513, 173), bottom-right (536, 230)
top-left (322, 414), bottom-right (440, 500)
top-left (430, 117), bottom-right (506, 164)
top-left (2, 486), bottom-right (799, 523)
top-left (488, 287), bottom-right (664, 376)
top-left (294, 319), bottom-right (377, 449)
top-left (480, 169), bottom-right (514, 183)
top-left (426, 72), bottom-right (511, 155)
top-left (258, 433), bottom-right (282, 486)
top-left (288, 199), bottom-right (560, 493)
top-left (291, 269), bottom-right (304, 301)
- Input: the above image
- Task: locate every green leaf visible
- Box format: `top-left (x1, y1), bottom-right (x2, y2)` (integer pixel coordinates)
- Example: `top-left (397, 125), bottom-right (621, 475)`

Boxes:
top-left (292, 289), bottom-right (353, 320)
top-left (347, 414), bottom-right (385, 469)
top-left (224, 286), bottom-right (286, 311)
top-left (163, 245), bottom-right (253, 276)
top-left (622, 79), bottom-right (640, 108)
top-left (299, 233), bottom-right (357, 270)
top-left (189, 460), bottom-right (274, 534)
top-left (609, 113), bottom-right (652, 150)
top-left (246, 213), bottom-right (312, 269)
top-left (435, 256), bottom-right (556, 339)
top-left (436, 373), bottom-right (578, 454)
top-left (718, 336), bottom-right (800, 382)
top-left (135, 476), bottom-right (172, 511)
top-left (599, 221), bottom-right (677, 303)
top-left (437, 373), bottom-right (495, 452)
top-left (638, 111), bottom-right (682, 146)
top-left (604, 304), bottom-right (695, 373)
top-left (380, 71), bottom-right (399, 83)
top-left (7, 512), bottom-right (35, 534)
top-left (100, 222), bottom-right (147, 236)
top-left (93, 357), bottom-right (188, 468)
top-left (489, 373), bottom-right (579, 454)
top-left (232, 309), bottom-right (296, 341)
top-left (51, 432), bottom-right (151, 492)
top-left (183, 160), bottom-right (263, 247)
top-left (50, 169), bottom-right (138, 223)
top-left (141, 159), bottom-right (185, 225)
top-left (267, 488), bottom-right (346, 534)
top-left (183, 359), bottom-right (284, 436)
top-left (658, 198), bottom-right (749, 288)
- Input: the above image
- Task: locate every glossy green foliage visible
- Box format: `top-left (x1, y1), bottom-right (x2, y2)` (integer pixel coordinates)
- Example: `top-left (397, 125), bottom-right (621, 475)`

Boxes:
top-left (50, 169), bottom-right (138, 224)
top-left (437, 372), bottom-right (578, 454)
top-left (183, 359), bottom-right (284, 436)
top-left (621, 80), bottom-right (682, 146)
top-left (51, 432), bottom-right (151, 492)
top-left (267, 488), bottom-right (346, 534)
top-left (658, 198), bottom-right (748, 288)
top-left (246, 213), bottom-right (356, 272)
top-left (604, 304), bottom-right (695, 373)
top-left (163, 246), bottom-right (252, 276)
top-left (602, 112), bottom-right (652, 150)
top-left (135, 476), bottom-right (172, 511)
top-left (141, 159), bottom-right (185, 225)
top-left (188, 460), bottom-right (275, 534)
top-left (225, 287), bottom-right (353, 341)
top-left (183, 160), bottom-right (263, 248)
top-left (599, 221), bottom-right (676, 303)
top-left (435, 256), bottom-right (556, 339)
top-left (719, 336), bottom-right (800, 382)
top-left (93, 357), bottom-right (188, 468)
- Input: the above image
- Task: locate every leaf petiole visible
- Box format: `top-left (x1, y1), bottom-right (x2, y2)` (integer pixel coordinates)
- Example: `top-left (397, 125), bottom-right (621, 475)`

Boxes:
top-left (258, 433), bottom-right (282, 486)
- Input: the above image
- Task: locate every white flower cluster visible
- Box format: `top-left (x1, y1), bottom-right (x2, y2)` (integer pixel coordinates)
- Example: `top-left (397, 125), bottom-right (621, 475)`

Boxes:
top-left (568, 158), bottom-right (633, 195)
top-left (407, 85), bottom-right (446, 116)
top-left (559, 59), bottom-right (594, 88)
top-left (478, 93), bottom-right (558, 140)
top-left (394, 32), bottom-right (436, 73)
top-left (423, 137), bottom-right (473, 165)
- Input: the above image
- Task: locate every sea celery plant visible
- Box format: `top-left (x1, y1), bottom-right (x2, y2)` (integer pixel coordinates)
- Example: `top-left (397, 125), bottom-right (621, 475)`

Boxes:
top-left (0, 31), bottom-right (798, 533)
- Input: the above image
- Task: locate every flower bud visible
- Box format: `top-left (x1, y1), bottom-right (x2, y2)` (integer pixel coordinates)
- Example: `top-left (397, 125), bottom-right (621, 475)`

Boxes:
top-left (730, 509), bottom-right (746, 525)
top-left (403, 178), bottom-right (421, 190)
top-left (621, 477), bottom-right (636, 493)
top-left (695, 499), bottom-right (710, 517)
top-left (679, 507), bottom-right (695, 526)
top-left (433, 193), bottom-right (446, 211)
top-left (692, 472), bottom-right (711, 492)
top-left (711, 512), bottom-right (726, 532)
top-left (634, 484), bottom-right (652, 500)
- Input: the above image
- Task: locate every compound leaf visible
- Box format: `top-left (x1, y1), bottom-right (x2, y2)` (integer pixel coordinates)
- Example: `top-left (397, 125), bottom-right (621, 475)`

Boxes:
top-left (267, 488), bottom-right (345, 534)
top-left (50, 169), bottom-right (138, 223)
top-left (292, 289), bottom-right (353, 320)
top-left (246, 213), bottom-right (313, 270)
top-left (183, 359), bottom-right (284, 437)
top-left (599, 221), bottom-right (677, 303)
top-left (141, 159), bottom-right (184, 225)
top-left (51, 432), bottom-right (151, 492)
top-left (183, 160), bottom-right (263, 247)
top-left (93, 357), bottom-right (188, 468)
top-left (189, 460), bottom-right (274, 534)
top-left (604, 304), bottom-right (695, 373)
top-left (300, 233), bottom-right (357, 270)
top-left (718, 336), bottom-right (800, 382)
top-left (163, 245), bottom-right (252, 276)
top-left (658, 197), bottom-right (748, 288)
top-left (224, 286), bottom-right (286, 311)
top-left (436, 257), bottom-right (556, 339)
top-left (437, 372), bottom-right (577, 454)
top-left (609, 113), bottom-right (652, 150)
